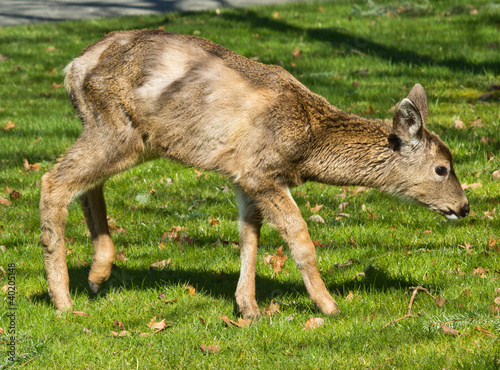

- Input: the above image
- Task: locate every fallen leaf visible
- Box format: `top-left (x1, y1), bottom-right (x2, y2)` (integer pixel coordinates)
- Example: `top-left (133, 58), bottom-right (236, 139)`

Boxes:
top-left (73, 310), bottom-right (89, 317)
top-left (3, 121), bottom-right (16, 130)
top-left (306, 201), bottom-right (323, 213)
top-left (434, 294), bottom-right (447, 307)
top-left (492, 170), bottom-right (500, 181)
top-left (113, 319), bottom-right (125, 329)
top-left (209, 214), bottom-right (220, 226)
top-left (116, 250), bottom-right (128, 261)
top-left (0, 197), bottom-right (12, 206)
top-left (292, 48), bottom-right (302, 59)
top-left (264, 301), bottom-right (280, 316)
top-left (51, 82), bottom-right (63, 90)
top-left (0, 327), bottom-right (3, 334)
top-left (9, 190), bottom-right (21, 199)
top-left (469, 117), bottom-right (482, 127)
top-left (349, 236), bottom-right (357, 247)
top-left (185, 284), bottom-right (196, 295)
top-left (200, 344), bottom-right (220, 353)
top-left (440, 324), bottom-right (459, 336)
top-left (461, 182), bottom-right (481, 190)
top-left (22, 158), bottom-right (40, 171)
top-left (45, 46), bottom-right (56, 52)
top-left (150, 258), bottom-right (171, 269)
top-left (110, 330), bottom-right (128, 337)
top-left (304, 317), bottom-right (325, 330)
top-left (266, 246), bottom-right (287, 273)
top-left (475, 326), bottom-right (492, 336)
top-left (494, 296), bottom-right (500, 305)
top-left (161, 226), bottom-right (188, 242)
top-left (473, 267), bottom-right (486, 278)
top-left (309, 214), bottom-right (325, 224)
top-left (454, 120), bottom-right (465, 129)
top-left (272, 12), bottom-right (279, 18)
top-left (338, 202), bottom-right (349, 211)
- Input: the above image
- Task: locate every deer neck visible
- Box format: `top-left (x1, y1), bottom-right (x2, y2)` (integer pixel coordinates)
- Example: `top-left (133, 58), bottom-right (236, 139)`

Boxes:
top-left (301, 106), bottom-right (398, 190)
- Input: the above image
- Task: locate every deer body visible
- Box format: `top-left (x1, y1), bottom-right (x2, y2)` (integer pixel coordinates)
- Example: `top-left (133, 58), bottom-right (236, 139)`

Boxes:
top-left (40, 30), bottom-right (469, 317)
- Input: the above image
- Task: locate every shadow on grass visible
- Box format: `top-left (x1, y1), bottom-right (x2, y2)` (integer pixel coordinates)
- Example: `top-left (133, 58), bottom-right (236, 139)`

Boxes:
top-left (31, 261), bottom-right (420, 315)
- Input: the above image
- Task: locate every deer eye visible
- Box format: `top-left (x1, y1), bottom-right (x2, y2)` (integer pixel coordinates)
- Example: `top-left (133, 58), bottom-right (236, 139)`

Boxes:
top-left (435, 166), bottom-right (448, 176)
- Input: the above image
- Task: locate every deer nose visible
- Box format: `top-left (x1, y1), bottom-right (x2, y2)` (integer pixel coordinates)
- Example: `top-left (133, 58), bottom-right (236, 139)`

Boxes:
top-left (459, 204), bottom-right (470, 218)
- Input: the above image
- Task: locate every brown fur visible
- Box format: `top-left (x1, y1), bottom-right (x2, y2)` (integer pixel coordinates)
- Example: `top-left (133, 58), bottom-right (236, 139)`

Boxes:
top-left (40, 30), bottom-right (469, 317)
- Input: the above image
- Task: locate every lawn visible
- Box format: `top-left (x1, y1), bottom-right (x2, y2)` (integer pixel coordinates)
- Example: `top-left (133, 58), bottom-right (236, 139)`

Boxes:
top-left (0, 0), bottom-right (499, 368)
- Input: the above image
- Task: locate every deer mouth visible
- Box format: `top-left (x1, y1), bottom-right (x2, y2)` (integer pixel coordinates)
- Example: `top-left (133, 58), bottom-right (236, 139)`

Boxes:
top-left (443, 204), bottom-right (470, 219)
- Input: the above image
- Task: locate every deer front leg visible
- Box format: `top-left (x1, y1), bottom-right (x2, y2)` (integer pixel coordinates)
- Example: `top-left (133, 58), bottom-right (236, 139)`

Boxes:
top-left (254, 187), bottom-right (339, 316)
top-left (80, 185), bottom-right (115, 293)
top-left (235, 187), bottom-right (263, 318)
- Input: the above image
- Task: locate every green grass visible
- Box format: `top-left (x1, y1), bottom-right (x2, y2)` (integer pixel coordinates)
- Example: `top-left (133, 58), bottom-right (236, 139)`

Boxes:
top-left (1, 0), bottom-right (499, 368)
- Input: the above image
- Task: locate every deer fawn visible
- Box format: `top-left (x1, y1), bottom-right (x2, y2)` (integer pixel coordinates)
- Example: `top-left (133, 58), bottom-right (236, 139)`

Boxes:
top-left (40, 30), bottom-right (469, 317)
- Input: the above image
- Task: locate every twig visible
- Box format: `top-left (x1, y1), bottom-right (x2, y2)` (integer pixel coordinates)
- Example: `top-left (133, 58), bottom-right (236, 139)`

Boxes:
top-left (374, 357), bottom-right (395, 370)
top-left (380, 314), bottom-right (414, 330)
top-left (17, 356), bottom-right (38, 368)
top-left (469, 166), bottom-right (490, 175)
top-left (408, 285), bottom-right (435, 314)
top-left (489, 152), bottom-right (500, 163)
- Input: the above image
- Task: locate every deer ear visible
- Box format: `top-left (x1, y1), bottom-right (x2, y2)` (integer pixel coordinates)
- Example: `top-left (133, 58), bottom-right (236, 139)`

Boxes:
top-left (392, 84), bottom-right (428, 146)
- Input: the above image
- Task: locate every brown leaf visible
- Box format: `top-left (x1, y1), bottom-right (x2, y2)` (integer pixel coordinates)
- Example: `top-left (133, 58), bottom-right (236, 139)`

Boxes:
top-left (473, 267), bottom-right (487, 278)
top-left (51, 82), bottom-right (63, 90)
top-left (0, 197), bottom-right (12, 206)
top-left (454, 120), bottom-right (465, 129)
top-left (272, 12), bottom-right (279, 19)
top-left (264, 301), bottom-right (280, 316)
top-left (185, 284), bottom-right (196, 296)
top-left (440, 324), bottom-right (459, 336)
top-left (161, 226), bottom-right (188, 242)
top-left (200, 344), bottom-right (220, 353)
top-left (150, 258), bottom-right (171, 269)
top-left (73, 310), bottom-right (89, 317)
top-left (9, 190), bottom-right (21, 199)
top-left (113, 319), bottom-right (125, 330)
top-left (461, 182), bottom-right (481, 190)
top-left (3, 121), bottom-right (16, 130)
top-left (209, 214), bottom-right (220, 226)
top-left (434, 294), bottom-right (447, 307)
top-left (292, 48), bottom-right (302, 59)
top-left (469, 117), bottom-right (482, 127)
top-left (267, 246), bottom-right (287, 273)
top-left (111, 330), bottom-right (128, 337)
top-left (494, 296), bottom-right (500, 305)
top-left (309, 214), bottom-right (325, 224)
top-left (310, 202), bottom-right (323, 213)
top-left (475, 326), bottom-right (492, 336)
top-left (349, 236), bottom-right (357, 247)
top-left (304, 317), bottom-right (325, 330)
top-left (338, 202), bottom-right (349, 211)
top-left (492, 170), bottom-right (500, 181)
top-left (116, 250), bottom-right (128, 261)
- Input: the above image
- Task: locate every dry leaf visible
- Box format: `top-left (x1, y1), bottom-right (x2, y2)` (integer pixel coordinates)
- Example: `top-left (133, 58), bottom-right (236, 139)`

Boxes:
top-left (434, 295), bottom-right (447, 307)
top-left (272, 12), bottom-right (279, 18)
top-left (309, 214), bottom-right (325, 224)
top-left (3, 121), bottom-right (16, 130)
top-left (51, 82), bottom-right (63, 90)
top-left (454, 120), bottom-right (465, 129)
top-left (9, 190), bottom-right (21, 199)
top-left (185, 284), bottom-right (196, 295)
top-left (0, 327), bottom-right (3, 334)
top-left (292, 48), bottom-right (302, 59)
top-left (493, 296), bottom-right (500, 305)
top-left (440, 324), bottom-right (459, 336)
top-left (209, 214), bottom-right (220, 226)
top-left (111, 330), bottom-right (128, 337)
top-left (338, 202), bottom-right (349, 211)
top-left (161, 226), bottom-right (188, 242)
top-left (492, 170), bottom-right (500, 181)
top-left (116, 250), bottom-right (128, 261)
top-left (113, 319), bottom-right (125, 329)
top-left (473, 267), bottom-right (486, 278)
top-left (0, 197), bottom-right (12, 206)
top-left (469, 117), bottom-right (482, 127)
top-left (267, 246), bottom-right (287, 273)
top-left (461, 182), bottom-right (482, 190)
top-left (150, 258), bottom-right (171, 269)
top-left (475, 326), bottom-right (492, 336)
top-left (73, 310), bottom-right (89, 317)
top-left (304, 317), bottom-right (325, 330)
top-left (264, 301), bottom-right (280, 316)
top-left (200, 344), bottom-right (220, 353)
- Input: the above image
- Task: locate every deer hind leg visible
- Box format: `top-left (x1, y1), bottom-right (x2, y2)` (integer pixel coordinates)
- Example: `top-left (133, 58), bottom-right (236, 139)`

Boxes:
top-left (40, 126), bottom-right (144, 311)
top-left (80, 184), bottom-right (115, 293)
top-left (253, 186), bottom-right (339, 316)
top-left (234, 187), bottom-right (263, 318)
